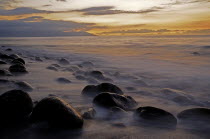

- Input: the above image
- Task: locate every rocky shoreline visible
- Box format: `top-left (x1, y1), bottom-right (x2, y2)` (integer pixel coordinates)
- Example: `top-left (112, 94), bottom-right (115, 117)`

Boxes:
top-left (1, 46), bottom-right (210, 138)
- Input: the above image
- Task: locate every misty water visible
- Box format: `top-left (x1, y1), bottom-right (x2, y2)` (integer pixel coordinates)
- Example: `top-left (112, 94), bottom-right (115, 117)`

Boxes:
top-left (0, 36), bottom-right (210, 138)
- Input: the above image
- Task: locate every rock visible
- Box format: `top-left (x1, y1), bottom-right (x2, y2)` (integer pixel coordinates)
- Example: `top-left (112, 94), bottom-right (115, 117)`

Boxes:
top-left (89, 71), bottom-right (103, 78)
top-left (46, 66), bottom-right (58, 71)
top-left (30, 96), bottom-right (84, 128)
top-left (0, 90), bottom-right (33, 123)
top-left (0, 60), bottom-right (7, 64)
top-left (35, 57), bottom-right (43, 62)
top-left (0, 69), bottom-right (11, 76)
top-left (75, 75), bottom-right (86, 80)
top-left (11, 58), bottom-right (25, 65)
top-left (58, 58), bottom-right (69, 65)
top-left (109, 107), bottom-right (128, 119)
top-left (0, 79), bottom-right (10, 84)
top-left (15, 81), bottom-right (33, 91)
top-left (5, 48), bottom-right (12, 51)
top-left (1, 46), bottom-right (5, 47)
top-left (80, 61), bottom-right (94, 67)
top-left (192, 52), bottom-right (200, 55)
top-left (9, 64), bottom-right (27, 73)
top-left (82, 83), bottom-right (124, 97)
top-left (10, 54), bottom-right (20, 59)
top-left (134, 106), bottom-right (177, 127)
top-left (82, 108), bottom-right (96, 119)
top-left (177, 108), bottom-right (210, 122)
top-left (111, 123), bottom-right (126, 128)
top-left (0, 54), bottom-right (14, 60)
top-left (93, 92), bottom-right (137, 111)
top-left (51, 64), bottom-right (60, 68)
top-left (56, 77), bottom-right (71, 84)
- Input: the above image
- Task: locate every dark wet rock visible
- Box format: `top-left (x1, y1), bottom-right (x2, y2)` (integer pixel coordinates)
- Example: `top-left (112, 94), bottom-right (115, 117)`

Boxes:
top-left (0, 69), bottom-right (11, 76)
top-left (134, 106), bottom-right (177, 127)
top-left (89, 71), bottom-right (103, 78)
top-left (109, 107), bottom-right (128, 119)
top-left (5, 48), bottom-right (12, 51)
top-left (82, 108), bottom-right (96, 119)
top-left (0, 90), bottom-right (33, 124)
top-left (203, 45), bottom-right (210, 49)
top-left (192, 52), bottom-right (200, 55)
top-left (35, 57), bottom-right (43, 62)
top-left (75, 75), bottom-right (86, 80)
top-left (56, 77), bottom-right (71, 84)
top-left (82, 83), bottom-right (124, 97)
top-left (177, 108), bottom-right (210, 130)
top-left (93, 92), bottom-right (137, 111)
top-left (11, 58), bottom-right (25, 65)
top-left (10, 54), bottom-right (20, 59)
top-left (79, 61), bottom-right (94, 67)
top-left (46, 66), bottom-right (58, 71)
top-left (30, 96), bottom-right (84, 128)
top-left (97, 83), bottom-right (123, 95)
top-left (9, 64), bottom-right (27, 73)
top-left (0, 79), bottom-right (10, 84)
top-left (87, 78), bottom-right (98, 84)
top-left (51, 64), bottom-right (60, 68)
top-left (0, 54), bottom-right (14, 60)
top-left (58, 58), bottom-right (69, 65)
top-left (0, 60), bottom-right (7, 64)
top-left (15, 81), bottom-right (33, 91)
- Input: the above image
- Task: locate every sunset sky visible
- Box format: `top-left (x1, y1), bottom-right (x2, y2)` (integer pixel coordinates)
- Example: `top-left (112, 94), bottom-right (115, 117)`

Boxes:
top-left (0, 0), bottom-right (210, 36)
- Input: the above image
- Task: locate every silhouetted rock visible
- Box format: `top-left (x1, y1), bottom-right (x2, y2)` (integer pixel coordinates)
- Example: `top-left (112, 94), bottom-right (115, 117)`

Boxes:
top-left (93, 92), bottom-right (137, 111)
top-left (15, 81), bottom-right (33, 91)
top-left (134, 106), bottom-right (177, 127)
top-left (46, 66), bottom-right (58, 71)
top-left (89, 71), bottom-right (103, 78)
top-left (82, 108), bottom-right (96, 119)
top-left (192, 52), bottom-right (200, 55)
top-left (79, 61), bottom-right (94, 67)
top-left (0, 90), bottom-right (33, 124)
top-left (58, 58), bottom-right (69, 65)
top-left (82, 83), bottom-right (124, 97)
top-left (11, 58), bottom-right (25, 65)
top-left (30, 96), bottom-right (84, 129)
top-left (109, 107), bottom-right (128, 119)
top-left (0, 54), bottom-right (14, 60)
top-left (56, 77), bottom-right (71, 84)
top-left (0, 60), bottom-right (6, 64)
top-left (10, 54), bottom-right (20, 59)
top-left (5, 48), bottom-right (12, 51)
top-left (0, 69), bottom-right (11, 76)
top-left (177, 108), bottom-right (210, 130)
top-left (9, 64), bottom-right (27, 73)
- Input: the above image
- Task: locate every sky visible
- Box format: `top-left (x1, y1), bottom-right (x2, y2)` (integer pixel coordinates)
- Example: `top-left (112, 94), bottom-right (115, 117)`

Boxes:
top-left (0, 0), bottom-right (210, 36)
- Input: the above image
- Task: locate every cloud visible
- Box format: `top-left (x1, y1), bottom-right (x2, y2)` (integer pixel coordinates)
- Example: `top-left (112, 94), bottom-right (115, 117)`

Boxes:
top-left (0, 7), bottom-right (48, 15)
top-left (0, 16), bottom-right (94, 37)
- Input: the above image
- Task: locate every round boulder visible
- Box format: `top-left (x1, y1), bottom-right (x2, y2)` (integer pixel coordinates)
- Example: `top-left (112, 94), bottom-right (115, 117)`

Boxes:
top-left (93, 92), bottom-right (137, 111)
top-left (11, 58), bottom-right (25, 65)
top-left (58, 58), bottom-right (69, 65)
top-left (0, 60), bottom-right (6, 64)
top-left (30, 96), bottom-right (84, 129)
top-left (15, 81), bottom-right (33, 91)
top-left (134, 106), bottom-right (177, 127)
top-left (0, 90), bottom-right (33, 123)
top-left (82, 83), bottom-right (124, 97)
top-left (9, 64), bottom-right (27, 73)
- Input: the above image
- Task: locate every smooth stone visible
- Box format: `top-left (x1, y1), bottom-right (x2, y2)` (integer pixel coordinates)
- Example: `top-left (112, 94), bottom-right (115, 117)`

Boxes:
top-left (0, 60), bottom-right (7, 64)
top-left (177, 108), bottom-right (210, 120)
top-left (51, 64), bottom-right (60, 68)
top-left (82, 83), bottom-right (124, 97)
top-left (0, 54), bottom-right (14, 60)
top-left (0, 69), bottom-right (11, 76)
top-left (82, 108), bottom-right (96, 119)
top-left (58, 58), bottom-right (69, 65)
top-left (56, 77), bottom-right (71, 84)
top-left (10, 54), bottom-right (20, 59)
top-left (35, 57), bottom-right (43, 62)
top-left (192, 52), bottom-right (200, 55)
top-left (0, 90), bottom-right (33, 124)
top-left (75, 75), bottom-right (86, 80)
top-left (93, 92), bottom-right (137, 111)
top-left (9, 64), bottom-right (27, 73)
top-left (89, 71), bottom-right (103, 78)
top-left (0, 79), bottom-right (10, 84)
top-left (11, 58), bottom-right (25, 65)
top-left (15, 81), bottom-right (33, 91)
top-left (30, 96), bottom-right (84, 129)
top-left (5, 48), bottom-right (12, 51)
top-left (46, 66), bottom-right (58, 71)
top-left (80, 61), bottom-right (94, 67)
top-left (134, 106), bottom-right (177, 127)
top-left (109, 107), bottom-right (128, 119)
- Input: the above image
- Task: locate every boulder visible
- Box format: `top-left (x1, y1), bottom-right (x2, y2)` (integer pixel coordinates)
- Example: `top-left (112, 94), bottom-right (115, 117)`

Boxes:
top-left (30, 96), bottom-right (84, 129)
top-left (109, 107), bottom-right (128, 119)
top-left (82, 83), bottom-right (123, 97)
top-left (15, 81), bottom-right (33, 91)
top-left (93, 92), bottom-right (137, 111)
top-left (0, 69), bottom-right (11, 76)
top-left (58, 58), bottom-right (69, 65)
top-left (5, 48), bottom-right (12, 51)
top-left (10, 54), bottom-right (20, 59)
top-left (56, 77), bottom-right (71, 84)
top-left (134, 106), bottom-right (177, 127)
top-left (0, 60), bottom-right (6, 64)
top-left (82, 108), bottom-right (96, 119)
top-left (0, 90), bottom-right (33, 123)
top-left (11, 58), bottom-right (25, 65)
top-left (0, 54), bottom-right (14, 60)
top-left (9, 64), bottom-right (27, 73)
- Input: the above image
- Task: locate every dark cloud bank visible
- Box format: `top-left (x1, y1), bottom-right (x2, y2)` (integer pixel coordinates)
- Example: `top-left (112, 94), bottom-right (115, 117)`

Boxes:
top-left (0, 16), bottom-right (93, 37)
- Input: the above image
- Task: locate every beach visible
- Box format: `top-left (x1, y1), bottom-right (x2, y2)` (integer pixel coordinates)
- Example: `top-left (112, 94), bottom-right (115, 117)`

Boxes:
top-left (1, 36), bottom-right (210, 139)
